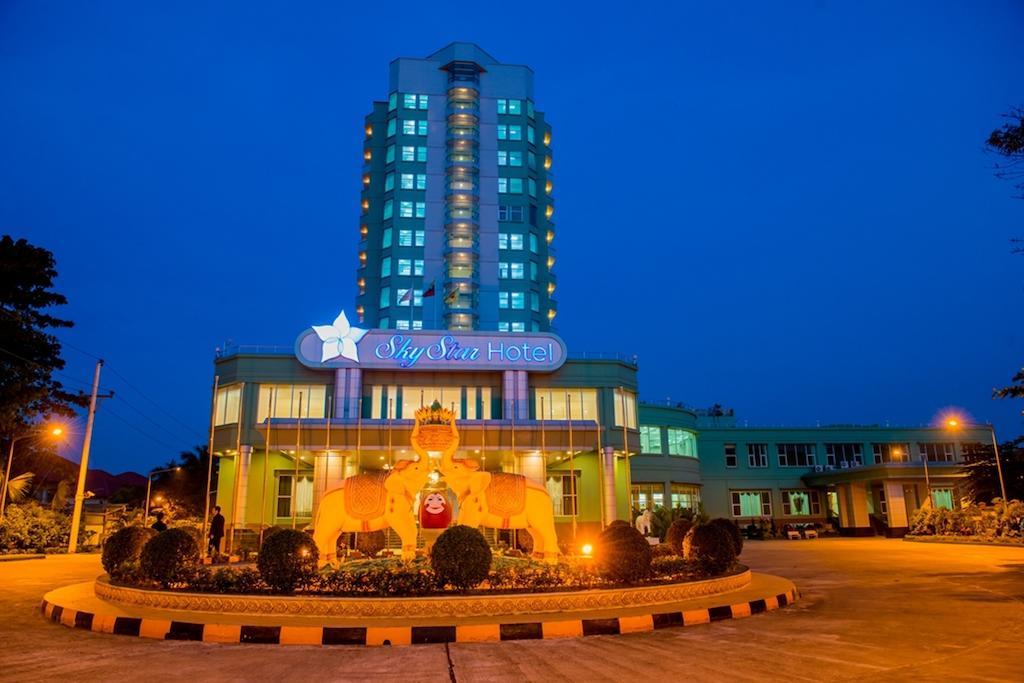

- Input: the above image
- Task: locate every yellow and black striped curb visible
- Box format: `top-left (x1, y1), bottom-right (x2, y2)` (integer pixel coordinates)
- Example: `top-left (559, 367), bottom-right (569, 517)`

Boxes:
top-left (39, 587), bottom-right (798, 646)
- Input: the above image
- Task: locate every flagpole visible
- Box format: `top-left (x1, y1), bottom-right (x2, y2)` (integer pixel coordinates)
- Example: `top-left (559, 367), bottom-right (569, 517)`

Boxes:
top-left (293, 391), bottom-right (302, 529)
top-left (201, 375), bottom-right (219, 559)
top-left (228, 381), bottom-right (246, 557)
top-left (568, 392), bottom-right (576, 544)
top-left (259, 388), bottom-right (274, 545)
top-left (596, 414), bottom-right (605, 529)
top-left (620, 387), bottom-right (632, 518)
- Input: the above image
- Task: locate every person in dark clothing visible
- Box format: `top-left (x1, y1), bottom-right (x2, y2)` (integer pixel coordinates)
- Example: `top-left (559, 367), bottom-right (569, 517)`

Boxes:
top-left (151, 511), bottom-right (168, 533)
top-left (209, 505), bottom-right (225, 557)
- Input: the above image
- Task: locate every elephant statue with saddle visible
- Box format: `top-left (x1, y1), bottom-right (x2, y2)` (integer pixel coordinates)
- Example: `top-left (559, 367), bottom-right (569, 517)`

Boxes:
top-left (312, 456), bottom-right (430, 565)
top-left (439, 447), bottom-right (560, 564)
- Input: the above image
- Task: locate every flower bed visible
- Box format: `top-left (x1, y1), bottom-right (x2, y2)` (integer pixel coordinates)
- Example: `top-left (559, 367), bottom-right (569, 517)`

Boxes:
top-left (908, 499), bottom-right (1024, 540)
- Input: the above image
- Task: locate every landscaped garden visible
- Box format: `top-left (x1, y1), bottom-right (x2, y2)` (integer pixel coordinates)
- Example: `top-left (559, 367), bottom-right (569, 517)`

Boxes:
top-left (906, 499), bottom-right (1024, 544)
top-left (100, 516), bottom-right (746, 597)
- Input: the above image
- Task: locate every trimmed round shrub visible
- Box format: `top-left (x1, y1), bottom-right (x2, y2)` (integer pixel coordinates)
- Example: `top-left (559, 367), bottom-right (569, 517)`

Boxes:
top-left (683, 524), bottom-right (737, 576)
top-left (430, 525), bottom-right (492, 591)
top-left (665, 519), bottom-right (694, 557)
top-left (608, 519), bottom-right (631, 529)
top-left (707, 518), bottom-right (743, 557)
top-left (651, 555), bottom-right (690, 577)
top-left (102, 526), bottom-right (156, 579)
top-left (140, 527), bottom-right (199, 588)
top-left (596, 523), bottom-right (652, 583)
top-left (651, 543), bottom-right (675, 558)
top-left (356, 530), bottom-right (386, 557)
top-left (257, 529), bottom-right (319, 594)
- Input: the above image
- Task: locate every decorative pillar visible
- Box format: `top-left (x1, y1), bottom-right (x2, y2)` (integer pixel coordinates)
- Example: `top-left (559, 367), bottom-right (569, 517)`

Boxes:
top-left (602, 446), bottom-right (618, 523)
top-left (519, 451), bottom-right (544, 485)
top-left (232, 445), bottom-right (252, 529)
top-left (334, 368), bottom-right (362, 419)
top-left (844, 480), bottom-right (872, 534)
top-left (883, 481), bottom-right (909, 536)
top-left (502, 370), bottom-right (528, 421)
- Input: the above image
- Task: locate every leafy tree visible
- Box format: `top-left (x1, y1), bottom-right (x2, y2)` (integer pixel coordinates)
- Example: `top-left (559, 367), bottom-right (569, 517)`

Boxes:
top-left (994, 368), bottom-right (1024, 407)
top-left (985, 107), bottom-right (1024, 254)
top-left (0, 236), bottom-right (86, 435)
top-left (963, 437), bottom-right (1024, 503)
top-left (150, 445), bottom-right (216, 516)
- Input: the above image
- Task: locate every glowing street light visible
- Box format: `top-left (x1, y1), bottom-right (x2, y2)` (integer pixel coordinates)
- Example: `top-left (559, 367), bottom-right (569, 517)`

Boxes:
top-left (1, 422), bottom-right (67, 522)
top-left (945, 415), bottom-right (1006, 501)
top-left (145, 466), bottom-right (181, 527)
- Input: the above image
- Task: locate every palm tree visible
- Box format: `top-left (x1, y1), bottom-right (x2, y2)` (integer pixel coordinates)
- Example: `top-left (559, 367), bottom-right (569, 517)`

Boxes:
top-left (1, 471), bottom-right (34, 505)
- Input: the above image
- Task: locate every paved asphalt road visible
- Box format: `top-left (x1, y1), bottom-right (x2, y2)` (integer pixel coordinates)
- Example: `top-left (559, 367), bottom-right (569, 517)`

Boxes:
top-left (2, 538), bottom-right (1023, 682)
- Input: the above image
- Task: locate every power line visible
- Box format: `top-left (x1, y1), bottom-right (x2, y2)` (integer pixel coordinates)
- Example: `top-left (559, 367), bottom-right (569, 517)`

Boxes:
top-left (101, 405), bottom-right (183, 455)
top-left (103, 363), bottom-right (206, 442)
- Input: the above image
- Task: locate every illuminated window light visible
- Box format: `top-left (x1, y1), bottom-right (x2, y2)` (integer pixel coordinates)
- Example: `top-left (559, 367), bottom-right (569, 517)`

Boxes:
top-left (543, 131), bottom-right (551, 146)
top-left (544, 156), bottom-right (552, 170)
top-left (365, 125), bottom-right (373, 137)
top-left (546, 230), bottom-right (554, 243)
top-left (361, 199), bottom-right (369, 211)
top-left (545, 181), bottom-right (552, 194)
top-left (545, 205), bottom-right (554, 219)
top-left (363, 175), bottom-right (371, 185)
top-left (364, 149), bottom-right (372, 161)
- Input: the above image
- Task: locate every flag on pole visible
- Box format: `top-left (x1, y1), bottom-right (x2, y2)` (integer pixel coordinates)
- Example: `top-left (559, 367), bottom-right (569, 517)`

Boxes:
top-left (444, 286), bottom-right (459, 305)
top-left (423, 280), bottom-right (436, 297)
top-left (399, 288), bottom-right (413, 305)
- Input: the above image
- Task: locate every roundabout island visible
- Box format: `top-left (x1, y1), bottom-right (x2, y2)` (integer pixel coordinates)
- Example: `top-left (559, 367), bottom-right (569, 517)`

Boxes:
top-left (41, 405), bottom-right (797, 646)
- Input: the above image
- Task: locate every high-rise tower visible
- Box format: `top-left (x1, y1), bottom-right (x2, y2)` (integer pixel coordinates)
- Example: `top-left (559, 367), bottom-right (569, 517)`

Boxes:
top-left (356, 43), bottom-right (556, 333)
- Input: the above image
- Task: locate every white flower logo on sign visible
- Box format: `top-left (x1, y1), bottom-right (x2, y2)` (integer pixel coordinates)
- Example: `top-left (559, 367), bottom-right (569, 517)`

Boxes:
top-left (312, 310), bottom-right (368, 363)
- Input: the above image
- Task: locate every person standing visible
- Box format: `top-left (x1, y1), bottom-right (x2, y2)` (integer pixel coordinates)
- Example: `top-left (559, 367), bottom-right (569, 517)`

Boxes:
top-left (150, 511), bottom-right (168, 533)
top-left (208, 505), bottom-right (225, 557)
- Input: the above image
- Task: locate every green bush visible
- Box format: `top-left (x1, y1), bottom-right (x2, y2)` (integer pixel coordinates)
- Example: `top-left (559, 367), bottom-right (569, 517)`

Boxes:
top-left (650, 543), bottom-right (675, 558)
top-left (102, 526), bottom-right (156, 578)
top-left (683, 524), bottom-right (736, 576)
top-left (596, 523), bottom-right (652, 583)
top-left (707, 518), bottom-right (743, 557)
top-left (0, 502), bottom-right (87, 552)
top-left (430, 525), bottom-right (492, 591)
top-left (651, 555), bottom-right (691, 577)
top-left (356, 529), bottom-right (386, 557)
top-left (257, 529), bottom-right (320, 594)
top-left (909, 500), bottom-right (1024, 539)
top-left (665, 519), bottom-right (694, 556)
top-left (140, 527), bottom-right (199, 588)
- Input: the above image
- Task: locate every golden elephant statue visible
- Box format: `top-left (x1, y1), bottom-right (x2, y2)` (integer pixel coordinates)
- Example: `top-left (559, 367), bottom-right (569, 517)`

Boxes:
top-left (440, 449), bottom-right (560, 564)
top-left (313, 456), bottom-right (429, 565)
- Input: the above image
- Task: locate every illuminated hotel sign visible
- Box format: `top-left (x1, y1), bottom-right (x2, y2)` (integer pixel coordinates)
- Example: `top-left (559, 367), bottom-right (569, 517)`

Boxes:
top-left (295, 310), bottom-right (567, 371)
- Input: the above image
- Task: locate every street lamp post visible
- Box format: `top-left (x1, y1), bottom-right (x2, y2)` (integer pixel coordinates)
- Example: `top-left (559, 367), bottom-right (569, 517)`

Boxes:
top-left (1, 425), bottom-right (65, 522)
top-left (945, 417), bottom-right (1007, 502)
top-left (144, 466), bottom-right (181, 527)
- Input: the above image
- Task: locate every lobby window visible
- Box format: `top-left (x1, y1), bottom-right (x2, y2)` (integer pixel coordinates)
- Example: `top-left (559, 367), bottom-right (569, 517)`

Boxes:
top-left (747, 443), bottom-right (768, 468)
top-left (213, 385), bottom-right (241, 426)
top-left (381, 256), bottom-right (391, 278)
top-left (386, 145), bottom-right (395, 164)
top-left (389, 385), bottom-right (492, 420)
top-left (403, 93), bottom-right (428, 110)
top-left (510, 292), bottom-right (525, 309)
top-left (498, 205), bottom-right (525, 222)
top-left (918, 442), bottom-right (955, 463)
top-left (667, 428), bottom-right (696, 457)
top-left (276, 472), bottom-right (313, 519)
top-left (640, 426), bottom-right (662, 454)
top-left (547, 472), bottom-right (578, 516)
top-left (397, 288), bottom-right (423, 306)
top-left (533, 388), bottom-right (599, 421)
top-left (257, 385), bottom-right (327, 421)
top-left (671, 484), bottom-right (701, 511)
top-left (731, 490), bottom-right (772, 518)
top-left (872, 443), bottom-right (911, 464)
top-left (777, 443), bottom-right (815, 468)
top-left (826, 443), bottom-right (863, 467)
top-left (725, 443), bottom-right (737, 468)
top-left (379, 286), bottom-right (390, 310)
top-left (401, 173), bottom-right (427, 190)
top-left (386, 118), bottom-right (396, 138)
top-left (613, 388), bottom-right (638, 429)
top-left (385, 172), bottom-right (395, 191)
top-left (499, 178), bottom-right (524, 194)
top-left (782, 490), bottom-right (820, 516)
top-left (382, 228), bottom-right (392, 248)
top-left (631, 483), bottom-right (664, 511)
top-left (402, 119), bottom-right (427, 136)
top-left (931, 488), bottom-right (954, 510)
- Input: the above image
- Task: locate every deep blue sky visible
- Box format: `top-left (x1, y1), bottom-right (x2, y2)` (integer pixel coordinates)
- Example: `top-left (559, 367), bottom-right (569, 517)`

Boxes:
top-left (2, 2), bottom-right (1022, 474)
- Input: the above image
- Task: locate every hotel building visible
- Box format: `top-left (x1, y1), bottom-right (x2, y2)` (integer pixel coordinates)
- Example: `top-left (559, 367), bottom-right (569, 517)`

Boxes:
top-left (211, 45), bottom-right (991, 549)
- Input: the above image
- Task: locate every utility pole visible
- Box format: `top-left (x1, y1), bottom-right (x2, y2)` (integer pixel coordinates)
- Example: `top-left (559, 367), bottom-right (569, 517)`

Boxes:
top-left (68, 359), bottom-right (113, 553)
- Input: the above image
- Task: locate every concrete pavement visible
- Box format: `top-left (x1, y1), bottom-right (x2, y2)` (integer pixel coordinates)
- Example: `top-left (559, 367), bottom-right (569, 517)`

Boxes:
top-left (3, 539), bottom-right (1024, 681)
